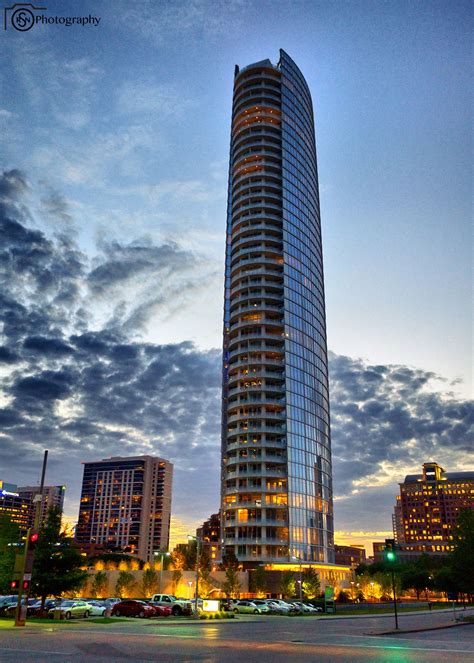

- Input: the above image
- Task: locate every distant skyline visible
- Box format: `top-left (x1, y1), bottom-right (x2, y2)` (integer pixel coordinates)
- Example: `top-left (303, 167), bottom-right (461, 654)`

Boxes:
top-left (0, 0), bottom-right (472, 548)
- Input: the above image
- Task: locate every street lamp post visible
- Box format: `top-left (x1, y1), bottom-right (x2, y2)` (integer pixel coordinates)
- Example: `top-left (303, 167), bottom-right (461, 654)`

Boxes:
top-left (153, 551), bottom-right (170, 592)
top-left (188, 535), bottom-right (201, 619)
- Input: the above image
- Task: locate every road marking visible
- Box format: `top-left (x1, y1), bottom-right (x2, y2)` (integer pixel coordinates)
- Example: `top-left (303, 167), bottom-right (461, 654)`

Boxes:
top-left (0, 647), bottom-right (72, 655)
top-left (285, 641), bottom-right (473, 654)
top-left (34, 628), bottom-right (473, 654)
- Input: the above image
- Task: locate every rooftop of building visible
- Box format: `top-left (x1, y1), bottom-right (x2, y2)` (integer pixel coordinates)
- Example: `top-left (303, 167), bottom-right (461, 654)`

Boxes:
top-left (403, 470), bottom-right (474, 483)
top-left (400, 461), bottom-right (474, 484)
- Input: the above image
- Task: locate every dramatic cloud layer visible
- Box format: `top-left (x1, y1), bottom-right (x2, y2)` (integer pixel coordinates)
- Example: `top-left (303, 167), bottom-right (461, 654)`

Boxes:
top-left (0, 170), bottom-right (472, 536)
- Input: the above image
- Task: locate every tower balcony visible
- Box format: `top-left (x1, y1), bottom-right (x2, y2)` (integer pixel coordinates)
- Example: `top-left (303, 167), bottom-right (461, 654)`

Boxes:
top-left (230, 248), bottom-right (283, 267)
top-left (231, 234), bottom-right (282, 253)
top-left (228, 317), bottom-right (283, 333)
top-left (231, 199), bottom-right (282, 217)
top-left (231, 220), bottom-right (282, 242)
top-left (230, 302), bottom-right (283, 318)
top-left (226, 411), bottom-right (286, 425)
top-left (232, 130), bottom-right (282, 155)
top-left (230, 265), bottom-right (283, 283)
top-left (228, 355), bottom-right (284, 369)
top-left (225, 439), bottom-right (287, 452)
top-left (227, 394), bottom-right (286, 408)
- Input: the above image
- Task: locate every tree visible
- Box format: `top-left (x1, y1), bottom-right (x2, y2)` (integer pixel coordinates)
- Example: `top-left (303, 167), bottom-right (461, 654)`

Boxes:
top-left (250, 566), bottom-right (267, 597)
top-left (302, 567), bottom-right (320, 599)
top-left (90, 570), bottom-right (108, 598)
top-left (171, 569), bottom-right (182, 594)
top-left (170, 548), bottom-right (186, 571)
top-left (222, 567), bottom-right (241, 598)
top-left (0, 514), bottom-right (20, 594)
top-left (279, 570), bottom-right (295, 598)
top-left (199, 566), bottom-right (217, 599)
top-left (337, 590), bottom-right (351, 603)
top-left (32, 507), bottom-right (88, 610)
top-left (141, 568), bottom-right (159, 597)
top-left (400, 564), bottom-right (432, 600)
top-left (115, 571), bottom-right (136, 598)
top-left (221, 549), bottom-right (239, 570)
top-left (450, 508), bottom-right (474, 599)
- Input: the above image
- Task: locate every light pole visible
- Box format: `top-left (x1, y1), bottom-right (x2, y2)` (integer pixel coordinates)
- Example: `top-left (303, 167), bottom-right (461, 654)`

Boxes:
top-left (188, 535), bottom-right (201, 619)
top-left (153, 551), bottom-right (170, 592)
top-left (291, 555), bottom-right (303, 609)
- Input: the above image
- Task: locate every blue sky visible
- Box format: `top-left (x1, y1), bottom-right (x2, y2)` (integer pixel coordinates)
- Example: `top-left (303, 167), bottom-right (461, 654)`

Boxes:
top-left (0, 0), bottom-right (472, 548)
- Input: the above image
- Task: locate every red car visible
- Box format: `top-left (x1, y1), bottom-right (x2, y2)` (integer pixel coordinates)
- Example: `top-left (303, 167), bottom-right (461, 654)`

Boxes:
top-left (111, 600), bottom-right (155, 618)
top-left (147, 603), bottom-right (172, 617)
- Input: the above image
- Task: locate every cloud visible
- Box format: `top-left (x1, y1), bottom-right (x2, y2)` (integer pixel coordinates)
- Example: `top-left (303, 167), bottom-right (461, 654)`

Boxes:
top-left (116, 0), bottom-right (248, 45)
top-left (117, 82), bottom-right (193, 117)
top-left (0, 169), bottom-right (472, 538)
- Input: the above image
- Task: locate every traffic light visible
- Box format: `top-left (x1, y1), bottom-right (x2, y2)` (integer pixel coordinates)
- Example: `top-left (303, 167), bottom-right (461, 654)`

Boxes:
top-left (385, 538), bottom-right (397, 562)
top-left (28, 531), bottom-right (39, 550)
top-left (10, 579), bottom-right (19, 590)
top-left (22, 580), bottom-right (30, 591)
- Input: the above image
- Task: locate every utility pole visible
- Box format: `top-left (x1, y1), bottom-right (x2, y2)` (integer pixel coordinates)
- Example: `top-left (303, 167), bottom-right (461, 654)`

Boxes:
top-left (14, 450), bottom-right (48, 626)
top-left (194, 537), bottom-right (201, 619)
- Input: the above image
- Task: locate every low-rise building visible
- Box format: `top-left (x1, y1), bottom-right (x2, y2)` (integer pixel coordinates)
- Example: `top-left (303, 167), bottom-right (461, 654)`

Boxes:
top-left (334, 544), bottom-right (366, 567)
top-left (0, 481), bottom-right (30, 532)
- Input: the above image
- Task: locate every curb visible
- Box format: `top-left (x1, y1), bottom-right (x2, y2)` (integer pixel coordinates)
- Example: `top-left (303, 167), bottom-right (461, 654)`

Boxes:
top-left (367, 621), bottom-right (474, 636)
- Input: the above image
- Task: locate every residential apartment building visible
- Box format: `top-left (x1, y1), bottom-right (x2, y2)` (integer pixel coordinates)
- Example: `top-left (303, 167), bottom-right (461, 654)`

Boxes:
top-left (17, 484), bottom-right (65, 528)
top-left (76, 455), bottom-right (173, 563)
top-left (221, 50), bottom-right (333, 566)
top-left (196, 512), bottom-right (220, 563)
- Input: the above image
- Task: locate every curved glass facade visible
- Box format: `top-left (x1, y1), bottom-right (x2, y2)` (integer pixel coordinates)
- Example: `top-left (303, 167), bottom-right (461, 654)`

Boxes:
top-left (221, 50), bottom-right (333, 565)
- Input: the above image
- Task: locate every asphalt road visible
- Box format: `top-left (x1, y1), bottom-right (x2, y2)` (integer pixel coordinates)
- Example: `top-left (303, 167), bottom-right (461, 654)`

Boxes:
top-left (0, 608), bottom-right (472, 662)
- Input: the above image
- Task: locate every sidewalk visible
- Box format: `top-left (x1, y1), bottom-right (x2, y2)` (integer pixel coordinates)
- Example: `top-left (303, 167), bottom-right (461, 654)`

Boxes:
top-left (366, 610), bottom-right (474, 635)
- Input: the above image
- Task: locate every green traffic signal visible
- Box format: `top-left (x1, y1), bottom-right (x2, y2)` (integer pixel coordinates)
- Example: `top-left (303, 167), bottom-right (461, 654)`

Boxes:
top-left (386, 550), bottom-right (396, 562)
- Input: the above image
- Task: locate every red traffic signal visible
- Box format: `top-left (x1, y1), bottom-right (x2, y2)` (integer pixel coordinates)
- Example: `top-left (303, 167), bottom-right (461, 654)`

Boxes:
top-left (28, 531), bottom-right (39, 550)
top-left (22, 580), bottom-right (30, 591)
top-left (10, 579), bottom-right (19, 590)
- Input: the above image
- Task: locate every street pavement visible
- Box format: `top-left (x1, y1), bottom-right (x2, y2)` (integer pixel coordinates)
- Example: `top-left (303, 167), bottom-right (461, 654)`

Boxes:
top-left (0, 608), bottom-right (472, 662)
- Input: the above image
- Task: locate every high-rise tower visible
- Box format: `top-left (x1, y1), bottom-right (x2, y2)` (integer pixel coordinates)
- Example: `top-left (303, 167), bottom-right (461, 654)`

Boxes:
top-left (221, 50), bottom-right (334, 565)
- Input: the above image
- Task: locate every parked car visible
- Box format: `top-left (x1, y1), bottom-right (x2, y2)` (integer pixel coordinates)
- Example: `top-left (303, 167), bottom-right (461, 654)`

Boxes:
top-left (87, 600), bottom-right (107, 616)
top-left (220, 599), bottom-right (234, 612)
top-left (0, 597), bottom-right (20, 615)
top-left (27, 599), bottom-right (56, 616)
top-left (4, 598), bottom-right (38, 616)
top-left (233, 600), bottom-right (264, 614)
top-left (290, 601), bottom-right (320, 613)
top-left (249, 599), bottom-right (271, 613)
top-left (48, 600), bottom-right (92, 620)
top-left (150, 594), bottom-right (193, 616)
top-left (146, 602), bottom-right (172, 617)
top-left (111, 600), bottom-right (155, 618)
top-left (267, 599), bottom-right (295, 614)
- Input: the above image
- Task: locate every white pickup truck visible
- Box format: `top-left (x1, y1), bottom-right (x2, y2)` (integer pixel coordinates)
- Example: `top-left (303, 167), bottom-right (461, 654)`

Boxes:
top-left (150, 594), bottom-right (193, 616)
